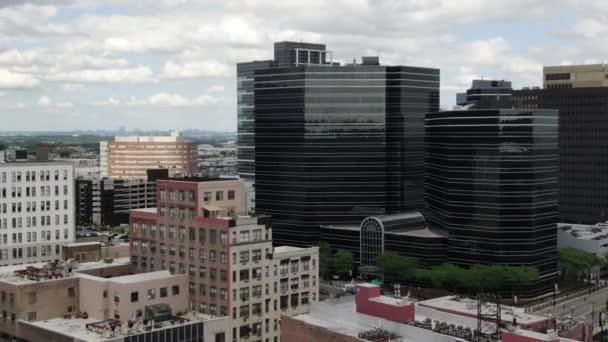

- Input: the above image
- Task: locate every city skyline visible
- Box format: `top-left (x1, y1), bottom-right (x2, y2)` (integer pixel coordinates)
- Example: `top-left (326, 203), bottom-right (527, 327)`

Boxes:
top-left (0, 1), bottom-right (608, 131)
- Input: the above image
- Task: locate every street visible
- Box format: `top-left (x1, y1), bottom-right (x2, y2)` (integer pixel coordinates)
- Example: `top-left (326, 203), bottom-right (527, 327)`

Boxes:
top-left (537, 286), bottom-right (608, 323)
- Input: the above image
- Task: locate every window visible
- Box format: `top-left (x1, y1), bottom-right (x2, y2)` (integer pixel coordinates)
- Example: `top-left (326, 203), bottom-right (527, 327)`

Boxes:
top-left (252, 250), bottom-right (262, 262)
top-left (160, 287), bottom-right (168, 298)
top-left (239, 251), bottom-right (249, 263)
top-left (172, 285), bottom-right (180, 295)
top-left (240, 288), bottom-right (249, 301)
top-left (220, 232), bottom-right (227, 246)
top-left (199, 228), bottom-right (205, 243)
top-left (147, 289), bottom-right (156, 300)
top-left (203, 192), bottom-right (212, 201)
top-left (220, 252), bottom-right (227, 264)
top-left (215, 191), bottom-right (223, 201)
top-left (68, 287), bottom-right (76, 297)
top-left (253, 229), bottom-right (262, 241)
top-left (27, 292), bottom-right (36, 304)
top-left (199, 266), bottom-right (206, 278)
top-left (291, 293), bottom-right (299, 307)
top-left (240, 231), bottom-right (250, 243)
top-left (131, 291), bottom-right (139, 302)
top-left (301, 292), bottom-right (309, 305)
top-left (228, 190), bottom-right (235, 200)
top-left (27, 312), bottom-right (36, 321)
top-left (210, 250), bottom-right (217, 262)
top-left (113, 291), bottom-right (120, 303)
top-left (189, 227), bottom-right (196, 241)
top-left (209, 230), bottom-right (217, 244)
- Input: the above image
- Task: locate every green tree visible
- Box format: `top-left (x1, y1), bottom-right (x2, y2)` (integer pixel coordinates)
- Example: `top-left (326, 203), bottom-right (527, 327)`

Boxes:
top-left (376, 252), bottom-right (417, 281)
top-left (333, 250), bottom-right (353, 277)
top-left (319, 241), bottom-right (332, 279)
top-left (559, 248), bottom-right (602, 280)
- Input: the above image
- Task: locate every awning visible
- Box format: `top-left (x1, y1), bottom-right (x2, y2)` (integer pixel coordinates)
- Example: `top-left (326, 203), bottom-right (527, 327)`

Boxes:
top-left (202, 204), bottom-right (223, 212)
top-left (370, 278), bottom-right (383, 285)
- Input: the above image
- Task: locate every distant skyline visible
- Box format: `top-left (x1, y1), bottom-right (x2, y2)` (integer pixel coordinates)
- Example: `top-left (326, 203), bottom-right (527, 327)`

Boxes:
top-left (1, 1), bottom-right (608, 130)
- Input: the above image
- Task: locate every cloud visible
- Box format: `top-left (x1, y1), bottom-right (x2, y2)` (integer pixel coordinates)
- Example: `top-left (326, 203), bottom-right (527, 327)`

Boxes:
top-left (161, 60), bottom-right (229, 79)
top-left (97, 91), bottom-right (224, 107)
top-left (0, 69), bottom-right (40, 89)
top-left (46, 65), bottom-right (157, 84)
top-left (63, 83), bottom-right (85, 91)
top-left (38, 95), bottom-right (52, 107)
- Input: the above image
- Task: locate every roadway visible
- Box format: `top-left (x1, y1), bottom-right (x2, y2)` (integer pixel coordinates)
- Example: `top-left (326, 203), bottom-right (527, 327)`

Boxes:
top-left (537, 286), bottom-right (608, 324)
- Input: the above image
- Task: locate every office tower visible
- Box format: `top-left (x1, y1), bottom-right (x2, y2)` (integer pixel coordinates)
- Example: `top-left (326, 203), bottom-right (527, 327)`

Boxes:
top-left (254, 58), bottom-right (440, 247)
top-left (472, 68), bottom-right (608, 224)
top-left (456, 79), bottom-right (513, 106)
top-left (544, 63), bottom-right (608, 88)
top-left (130, 178), bottom-right (319, 342)
top-left (425, 108), bottom-right (559, 296)
top-left (0, 160), bottom-right (75, 266)
top-left (100, 132), bottom-right (197, 179)
top-left (237, 42), bottom-right (332, 182)
top-left (237, 60), bottom-right (275, 180)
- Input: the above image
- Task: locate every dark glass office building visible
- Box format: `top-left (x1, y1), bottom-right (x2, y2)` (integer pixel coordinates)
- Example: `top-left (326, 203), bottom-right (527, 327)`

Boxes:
top-left (237, 60), bottom-right (275, 179)
top-left (237, 42), bottom-right (330, 180)
top-left (477, 87), bottom-right (608, 225)
top-left (255, 62), bottom-right (440, 246)
top-left (425, 109), bottom-right (559, 296)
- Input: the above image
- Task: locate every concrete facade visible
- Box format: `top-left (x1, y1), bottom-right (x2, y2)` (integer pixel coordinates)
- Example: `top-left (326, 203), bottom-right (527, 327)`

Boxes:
top-left (0, 161), bottom-right (75, 266)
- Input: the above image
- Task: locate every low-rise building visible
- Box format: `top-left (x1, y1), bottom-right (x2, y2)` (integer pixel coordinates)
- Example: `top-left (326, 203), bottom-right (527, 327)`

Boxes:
top-left (130, 177), bottom-right (318, 342)
top-left (283, 284), bottom-right (587, 342)
top-left (558, 222), bottom-right (608, 257)
top-left (0, 257), bottom-right (229, 341)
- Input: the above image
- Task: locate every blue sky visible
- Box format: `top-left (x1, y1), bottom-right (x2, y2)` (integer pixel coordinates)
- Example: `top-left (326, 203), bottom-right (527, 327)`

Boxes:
top-left (0, 0), bottom-right (607, 131)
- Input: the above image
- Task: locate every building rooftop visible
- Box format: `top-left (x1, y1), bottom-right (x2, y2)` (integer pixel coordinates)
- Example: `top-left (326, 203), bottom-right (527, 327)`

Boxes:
top-left (418, 296), bottom-right (549, 325)
top-left (63, 241), bottom-right (102, 248)
top-left (108, 270), bottom-right (174, 284)
top-left (558, 222), bottom-right (608, 240)
top-left (386, 228), bottom-right (446, 239)
top-left (0, 257), bottom-right (131, 285)
top-left (131, 207), bottom-right (157, 214)
top-left (25, 311), bottom-right (220, 342)
top-left (293, 297), bottom-right (416, 341)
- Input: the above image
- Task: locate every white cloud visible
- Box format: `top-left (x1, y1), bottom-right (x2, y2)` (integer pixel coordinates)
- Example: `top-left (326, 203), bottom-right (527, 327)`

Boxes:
top-left (38, 95), bottom-right (52, 107)
top-left (56, 101), bottom-right (74, 108)
top-left (161, 60), bottom-right (229, 79)
top-left (0, 69), bottom-right (40, 89)
top-left (46, 65), bottom-right (157, 84)
top-left (63, 83), bottom-right (85, 91)
top-left (204, 85), bottom-right (225, 94)
top-left (97, 91), bottom-right (224, 107)
top-left (15, 102), bottom-right (24, 109)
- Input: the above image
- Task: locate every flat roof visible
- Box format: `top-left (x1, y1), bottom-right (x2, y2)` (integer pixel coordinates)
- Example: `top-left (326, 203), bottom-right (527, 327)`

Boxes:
top-left (131, 207), bottom-right (157, 213)
top-left (0, 160), bottom-right (74, 167)
top-left (0, 257), bottom-right (131, 285)
top-left (293, 297), bottom-right (410, 339)
top-left (63, 242), bottom-right (102, 247)
top-left (109, 270), bottom-right (175, 284)
top-left (25, 311), bottom-right (220, 342)
top-left (419, 296), bottom-right (549, 324)
top-left (558, 222), bottom-right (608, 241)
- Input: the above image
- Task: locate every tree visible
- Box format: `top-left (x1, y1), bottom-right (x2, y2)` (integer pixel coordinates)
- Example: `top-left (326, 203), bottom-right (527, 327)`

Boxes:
top-left (333, 250), bottom-right (353, 277)
top-left (376, 252), bottom-right (417, 281)
top-left (319, 241), bottom-right (332, 279)
top-left (559, 248), bottom-right (603, 280)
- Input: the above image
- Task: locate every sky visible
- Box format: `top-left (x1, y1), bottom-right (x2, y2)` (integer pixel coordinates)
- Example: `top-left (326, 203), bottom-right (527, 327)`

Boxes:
top-left (0, 0), bottom-right (607, 132)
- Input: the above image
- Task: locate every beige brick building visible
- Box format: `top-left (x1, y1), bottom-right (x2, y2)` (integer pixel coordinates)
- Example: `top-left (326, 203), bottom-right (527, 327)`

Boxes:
top-left (544, 64), bottom-right (608, 89)
top-left (130, 178), bottom-right (318, 342)
top-left (100, 132), bottom-right (197, 179)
